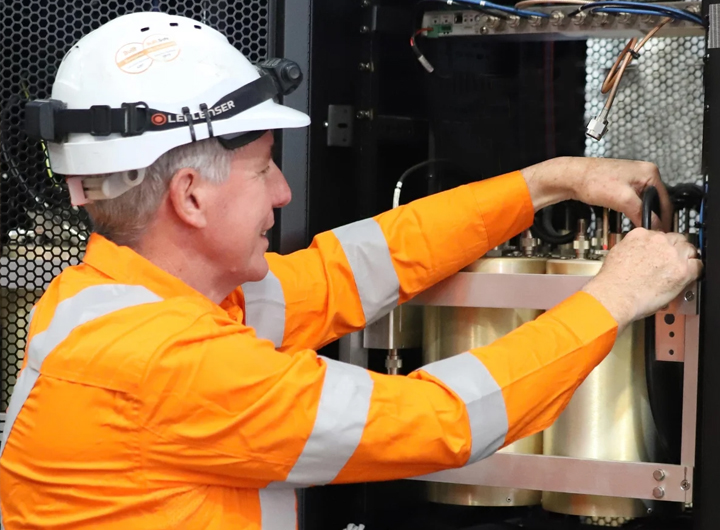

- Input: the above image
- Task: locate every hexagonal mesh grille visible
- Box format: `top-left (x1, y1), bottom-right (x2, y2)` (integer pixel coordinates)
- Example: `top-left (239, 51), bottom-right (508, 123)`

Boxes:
top-left (0, 1), bottom-right (272, 409)
top-left (585, 36), bottom-right (704, 232)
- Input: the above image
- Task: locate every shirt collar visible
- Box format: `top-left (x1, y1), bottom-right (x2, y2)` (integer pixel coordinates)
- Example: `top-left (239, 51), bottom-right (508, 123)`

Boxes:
top-left (82, 233), bottom-right (219, 307)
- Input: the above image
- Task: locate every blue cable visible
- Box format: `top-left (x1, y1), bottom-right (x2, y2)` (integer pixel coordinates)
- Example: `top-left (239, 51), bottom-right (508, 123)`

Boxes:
top-left (592, 6), bottom-right (695, 20)
top-left (463, 0), bottom-right (551, 18)
top-left (575, 1), bottom-right (704, 24)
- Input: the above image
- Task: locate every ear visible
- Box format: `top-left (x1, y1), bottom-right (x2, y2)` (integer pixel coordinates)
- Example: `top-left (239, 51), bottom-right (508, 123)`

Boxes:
top-left (167, 168), bottom-right (209, 229)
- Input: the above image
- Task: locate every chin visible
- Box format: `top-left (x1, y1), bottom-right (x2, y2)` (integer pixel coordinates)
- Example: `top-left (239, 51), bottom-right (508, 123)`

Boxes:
top-left (246, 258), bottom-right (270, 283)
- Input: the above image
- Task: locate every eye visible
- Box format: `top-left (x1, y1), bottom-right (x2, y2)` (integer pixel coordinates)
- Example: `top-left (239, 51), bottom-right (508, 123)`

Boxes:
top-left (259, 165), bottom-right (271, 177)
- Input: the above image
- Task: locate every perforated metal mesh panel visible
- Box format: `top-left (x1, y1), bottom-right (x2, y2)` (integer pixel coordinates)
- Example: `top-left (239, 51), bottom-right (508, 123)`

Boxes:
top-left (0, 1), bottom-right (272, 409)
top-left (585, 36), bottom-right (705, 232)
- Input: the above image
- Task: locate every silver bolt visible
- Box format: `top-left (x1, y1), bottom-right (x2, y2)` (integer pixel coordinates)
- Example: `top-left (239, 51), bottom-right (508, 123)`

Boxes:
top-left (653, 486), bottom-right (665, 499)
top-left (356, 110), bottom-right (372, 120)
top-left (647, 508), bottom-right (654, 515)
top-left (361, 0), bottom-right (371, 6)
top-left (681, 480), bottom-right (691, 490)
top-left (528, 15), bottom-right (544, 26)
top-left (572, 11), bottom-right (588, 25)
top-left (640, 14), bottom-right (655, 24)
top-left (591, 12), bottom-right (609, 26)
top-left (479, 26), bottom-right (489, 34)
top-left (653, 469), bottom-right (666, 481)
top-left (685, 291), bottom-right (695, 302)
top-left (550, 11), bottom-right (565, 26)
top-left (507, 15), bottom-right (521, 27)
top-left (485, 15), bottom-right (501, 29)
top-left (506, 497), bottom-right (512, 503)
top-left (617, 12), bottom-right (635, 25)
top-left (358, 62), bottom-right (372, 71)
top-left (359, 25), bottom-right (370, 34)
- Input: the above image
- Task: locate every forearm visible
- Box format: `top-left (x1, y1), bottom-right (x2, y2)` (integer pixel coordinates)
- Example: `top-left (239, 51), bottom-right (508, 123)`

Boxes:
top-left (331, 292), bottom-right (618, 482)
top-left (379, 170), bottom-right (535, 303)
top-left (521, 156), bottom-right (588, 211)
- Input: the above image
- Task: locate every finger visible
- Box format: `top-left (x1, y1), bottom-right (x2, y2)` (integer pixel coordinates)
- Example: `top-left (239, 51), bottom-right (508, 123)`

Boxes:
top-left (666, 232), bottom-right (690, 246)
top-left (620, 191), bottom-right (644, 228)
top-left (650, 212), bottom-right (663, 231)
top-left (650, 179), bottom-right (673, 232)
top-left (679, 242), bottom-right (698, 260)
top-left (687, 258), bottom-right (703, 282)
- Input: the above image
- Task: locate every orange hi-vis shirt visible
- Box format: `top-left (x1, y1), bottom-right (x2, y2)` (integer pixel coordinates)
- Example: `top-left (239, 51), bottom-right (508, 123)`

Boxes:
top-left (0, 172), bottom-right (618, 529)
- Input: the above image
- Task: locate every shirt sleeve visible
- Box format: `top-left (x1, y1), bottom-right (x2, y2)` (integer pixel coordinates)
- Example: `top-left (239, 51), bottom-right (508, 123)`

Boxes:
top-left (226, 171), bottom-right (535, 353)
top-left (139, 291), bottom-right (617, 489)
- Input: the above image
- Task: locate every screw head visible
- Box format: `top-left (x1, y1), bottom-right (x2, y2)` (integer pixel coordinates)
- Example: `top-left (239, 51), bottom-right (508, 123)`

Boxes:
top-left (681, 480), bottom-right (691, 490)
top-left (653, 469), bottom-right (666, 481)
top-left (653, 486), bottom-right (665, 499)
top-left (359, 25), bottom-right (370, 34)
top-left (480, 26), bottom-right (489, 34)
top-left (685, 291), bottom-right (695, 302)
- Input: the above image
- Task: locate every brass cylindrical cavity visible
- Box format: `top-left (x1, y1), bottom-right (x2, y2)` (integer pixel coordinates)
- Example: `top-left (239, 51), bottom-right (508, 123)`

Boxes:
top-left (542, 259), bottom-right (656, 520)
top-left (423, 257), bottom-right (546, 506)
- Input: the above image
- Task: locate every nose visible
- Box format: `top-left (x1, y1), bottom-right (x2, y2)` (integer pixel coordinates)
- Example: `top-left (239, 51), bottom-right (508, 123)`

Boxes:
top-left (271, 163), bottom-right (292, 208)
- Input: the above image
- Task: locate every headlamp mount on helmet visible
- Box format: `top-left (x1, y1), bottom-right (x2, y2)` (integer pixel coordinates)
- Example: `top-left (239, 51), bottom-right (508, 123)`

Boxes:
top-left (25, 58), bottom-right (303, 146)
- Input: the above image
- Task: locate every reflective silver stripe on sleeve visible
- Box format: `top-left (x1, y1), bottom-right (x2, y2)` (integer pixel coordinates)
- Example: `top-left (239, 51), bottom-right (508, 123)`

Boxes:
top-left (0, 284), bottom-right (162, 458)
top-left (242, 270), bottom-right (286, 348)
top-left (260, 489), bottom-right (297, 530)
top-left (332, 218), bottom-right (399, 325)
top-left (421, 352), bottom-right (508, 464)
top-left (283, 357), bottom-right (374, 486)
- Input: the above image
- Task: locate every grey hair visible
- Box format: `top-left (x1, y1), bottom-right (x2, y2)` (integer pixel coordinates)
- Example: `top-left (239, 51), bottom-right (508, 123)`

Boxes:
top-left (83, 138), bottom-right (233, 248)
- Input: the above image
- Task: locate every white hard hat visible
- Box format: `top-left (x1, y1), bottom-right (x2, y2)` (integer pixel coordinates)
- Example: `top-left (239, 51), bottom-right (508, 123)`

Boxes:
top-left (26, 11), bottom-right (310, 178)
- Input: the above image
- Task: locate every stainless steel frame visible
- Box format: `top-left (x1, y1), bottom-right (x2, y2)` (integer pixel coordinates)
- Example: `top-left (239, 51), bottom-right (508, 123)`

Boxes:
top-left (409, 272), bottom-right (699, 504)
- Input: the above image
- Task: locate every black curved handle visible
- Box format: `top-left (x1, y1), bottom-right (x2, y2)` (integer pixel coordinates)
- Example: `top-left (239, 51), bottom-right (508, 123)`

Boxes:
top-left (642, 185), bottom-right (661, 230)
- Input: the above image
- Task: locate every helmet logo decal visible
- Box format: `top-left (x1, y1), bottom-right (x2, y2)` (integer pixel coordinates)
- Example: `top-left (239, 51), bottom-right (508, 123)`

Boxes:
top-left (115, 35), bottom-right (180, 74)
top-left (166, 101), bottom-right (236, 124)
top-left (151, 113), bottom-right (167, 125)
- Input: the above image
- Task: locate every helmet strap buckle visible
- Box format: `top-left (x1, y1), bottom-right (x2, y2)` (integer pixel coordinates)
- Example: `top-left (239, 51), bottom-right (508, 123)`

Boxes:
top-left (120, 102), bottom-right (149, 137)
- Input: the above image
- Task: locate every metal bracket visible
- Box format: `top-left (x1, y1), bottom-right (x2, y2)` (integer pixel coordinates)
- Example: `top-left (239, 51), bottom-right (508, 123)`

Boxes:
top-left (655, 282), bottom-right (698, 362)
top-left (326, 105), bottom-right (354, 147)
top-left (414, 453), bottom-right (694, 504)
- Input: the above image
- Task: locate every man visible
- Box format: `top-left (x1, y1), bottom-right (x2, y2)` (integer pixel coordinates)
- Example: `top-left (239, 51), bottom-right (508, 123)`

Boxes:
top-left (0, 11), bottom-right (700, 530)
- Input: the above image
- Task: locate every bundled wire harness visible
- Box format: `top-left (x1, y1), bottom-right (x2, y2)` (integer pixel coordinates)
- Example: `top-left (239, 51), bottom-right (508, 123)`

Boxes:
top-left (413, 0), bottom-right (705, 138)
top-left (512, 0), bottom-right (704, 140)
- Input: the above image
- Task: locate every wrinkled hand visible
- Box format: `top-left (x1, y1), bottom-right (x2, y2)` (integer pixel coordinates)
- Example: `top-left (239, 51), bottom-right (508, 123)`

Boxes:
top-left (522, 157), bottom-right (672, 231)
top-left (582, 229), bottom-right (701, 329)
